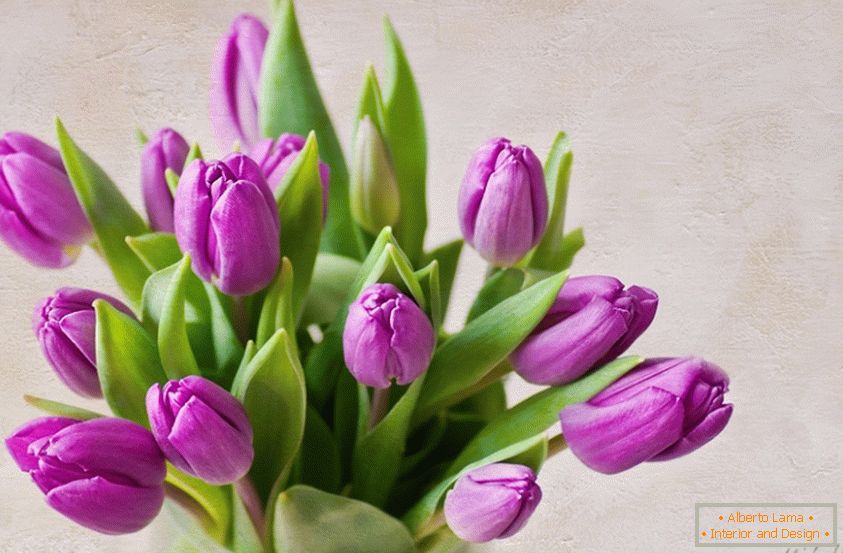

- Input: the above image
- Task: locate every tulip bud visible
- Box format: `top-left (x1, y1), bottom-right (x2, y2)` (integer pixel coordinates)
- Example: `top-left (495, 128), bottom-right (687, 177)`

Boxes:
top-left (560, 357), bottom-right (733, 474)
top-left (33, 287), bottom-right (134, 398)
top-left (342, 283), bottom-right (434, 389)
top-left (511, 275), bottom-right (658, 385)
top-left (349, 116), bottom-right (400, 235)
top-left (174, 153), bottom-right (280, 296)
top-left (210, 14), bottom-right (268, 151)
top-left (0, 132), bottom-right (91, 268)
top-left (250, 135), bottom-right (331, 221)
top-left (5, 416), bottom-right (166, 534)
top-left (146, 376), bottom-right (253, 484)
top-left (141, 128), bottom-right (189, 232)
top-left (444, 463), bottom-right (542, 543)
top-left (458, 137), bottom-right (548, 267)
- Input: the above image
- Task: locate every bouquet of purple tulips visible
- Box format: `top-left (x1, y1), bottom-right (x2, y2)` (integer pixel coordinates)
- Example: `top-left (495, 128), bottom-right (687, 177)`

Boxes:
top-left (1, 2), bottom-right (734, 551)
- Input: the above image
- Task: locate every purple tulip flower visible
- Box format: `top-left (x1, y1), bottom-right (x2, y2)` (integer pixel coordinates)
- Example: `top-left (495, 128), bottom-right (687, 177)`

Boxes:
top-left (5, 417), bottom-right (166, 534)
top-left (174, 153), bottom-right (280, 296)
top-left (33, 287), bottom-right (134, 398)
top-left (250, 135), bottom-right (330, 221)
top-left (210, 14), bottom-right (268, 151)
top-left (141, 128), bottom-right (189, 232)
top-left (511, 275), bottom-right (658, 386)
top-left (560, 357), bottom-right (733, 474)
top-left (0, 132), bottom-right (91, 268)
top-left (342, 283), bottom-right (434, 389)
top-left (146, 376), bottom-right (254, 484)
top-left (444, 463), bottom-right (542, 543)
top-left (458, 137), bottom-right (548, 267)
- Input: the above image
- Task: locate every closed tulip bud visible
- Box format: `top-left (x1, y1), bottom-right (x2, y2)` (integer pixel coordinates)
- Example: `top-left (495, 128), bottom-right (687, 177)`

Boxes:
top-left (0, 132), bottom-right (91, 268)
top-left (141, 128), bottom-right (189, 232)
top-left (5, 417), bottom-right (166, 534)
top-left (458, 137), bottom-right (548, 267)
top-left (342, 283), bottom-right (434, 389)
top-left (174, 153), bottom-right (280, 296)
top-left (349, 116), bottom-right (400, 235)
top-left (146, 376), bottom-right (254, 484)
top-left (560, 357), bottom-right (733, 474)
top-left (250, 134), bottom-right (330, 220)
top-left (511, 275), bottom-right (658, 386)
top-left (33, 287), bottom-right (134, 398)
top-left (444, 463), bottom-right (542, 543)
top-left (210, 14), bottom-right (268, 151)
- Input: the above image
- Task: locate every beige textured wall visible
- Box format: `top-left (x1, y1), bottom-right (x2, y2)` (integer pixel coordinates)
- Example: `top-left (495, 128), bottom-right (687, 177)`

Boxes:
top-left (1, 1), bottom-right (841, 552)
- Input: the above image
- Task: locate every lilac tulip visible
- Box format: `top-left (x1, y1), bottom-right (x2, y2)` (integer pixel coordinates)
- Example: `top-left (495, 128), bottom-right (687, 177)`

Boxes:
top-left (146, 376), bottom-right (253, 484)
top-left (458, 137), bottom-right (547, 266)
top-left (560, 357), bottom-right (733, 474)
top-left (444, 463), bottom-right (542, 543)
top-left (250, 135), bottom-right (330, 220)
top-left (210, 14), bottom-right (268, 151)
top-left (0, 132), bottom-right (91, 268)
top-left (33, 287), bottom-right (134, 398)
top-left (343, 283), bottom-right (434, 389)
top-left (174, 153), bottom-right (280, 296)
top-left (511, 275), bottom-right (658, 386)
top-left (5, 417), bottom-right (166, 534)
top-left (141, 128), bottom-right (189, 232)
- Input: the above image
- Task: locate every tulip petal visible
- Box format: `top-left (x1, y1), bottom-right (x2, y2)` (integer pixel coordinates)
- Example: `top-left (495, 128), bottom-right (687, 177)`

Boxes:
top-left (145, 383), bottom-right (189, 470)
top-left (180, 375), bottom-right (252, 438)
top-left (650, 403), bottom-right (733, 462)
top-left (457, 138), bottom-right (508, 245)
top-left (561, 386), bottom-right (685, 474)
top-left (58, 310), bottom-right (96, 366)
top-left (167, 396), bottom-right (253, 484)
top-left (39, 325), bottom-right (100, 398)
top-left (210, 180), bottom-right (280, 295)
top-left (46, 476), bottom-right (164, 535)
top-left (0, 132), bottom-right (64, 170)
top-left (511, 297), bottom-right (629, 385)
top-left (602, 285), bottom-right (659, 361)
top-left (4, 417), bottom-right (78, 472)
top-left (0, 206), bottom-right (78, 268)
top-left (174, 160), bottom-right (214, 281)
top-left (389, 296), bottom-right (435, 385)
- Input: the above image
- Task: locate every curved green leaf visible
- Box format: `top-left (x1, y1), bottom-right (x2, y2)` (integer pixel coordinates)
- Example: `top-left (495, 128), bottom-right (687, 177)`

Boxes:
top-left (23, 395), bottom-right (104, 420)
top-left (158, 256), bottom-right (201, 379)
top-left (276, 133), bottom-right (322, 317)
top-left (466, 268), bottom-right (525, 323)
top-left (294, 405), bottom-right (342, 494)
top-left (448, 356), bottom-right (643, 473)
top-left (257, 258), bottom-right (296, 352)
top-left (232, 329), bottom-right (306, 503)
top-left (165, 465), bottom-right (231, 544)
top-left (259, 0), bottom-right (360, 259)
top-left (56, 118), bottom-right (150, 306)
top-left (126, 232), bottom-right (182, 272)
top-left (300, 253), bottom-right (361, 325)
top-left (530, 132), bottom-right (574, 271)
top-left (422, 239), bottom-right (462, 319)
top-left (414, 271), bottom-right (569, 424)
top-left (382, 17), bottom-right (427, 264)
top-left (272, 485), bottom-right (414, 553)
top-left (94, 300), bottom-right (166, 425)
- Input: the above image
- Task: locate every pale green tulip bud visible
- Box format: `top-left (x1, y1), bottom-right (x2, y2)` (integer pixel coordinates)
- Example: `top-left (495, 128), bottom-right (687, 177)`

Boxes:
top-left (349, 116), bottom-right (400, 234)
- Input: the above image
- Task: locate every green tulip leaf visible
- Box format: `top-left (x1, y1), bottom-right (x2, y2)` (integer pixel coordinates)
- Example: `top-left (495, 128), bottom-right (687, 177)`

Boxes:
top-left (352, 376), bottom-right (426, 507)
top-left (272, 485), bottom-right (414, 553)
top-left (382, 17), bottom-right (427, 264)
top-left (466, 268), bottom-right (525, 322)
top-left (276, 133), bottom-right (323, 318)
top-left (413, 271), bottom-right (569, 424)
top-left (257, 258), bottom-right (297, 352)
top-left (293, 405), bottom-right (342, 494)
top-left (421, 239), bottom-right (463, 318)
top-left (158, 255), bottom-right (201, 379)
top-left (94, 300), bottom-right (166, 426)
top-left (56, 118), bottom-right (150, 306)
top-left (165, 465), bottom-right (231, 544)
top-left (229, 488), bottom-right (264, 553)
top-left (530, 132), bottom-right (574, 271)
top-left (259, 0), bottom-right (361, 259)
top-left (185, 143), bottom-right (203, 166)
top-left (448, 356), bottom-right (643, 473)
top-left (414, 260), bottom-right (442, 330)
top-left (300, 253), bottom-right (361, 326)
top-left (126, 232), bottom-right (182, 272)
top-left (22, 395), bottom-right (104, 420)
top-left (232, 329), bottom-right (306, 503)
top-left (354, 65), bottom-right (387, 139)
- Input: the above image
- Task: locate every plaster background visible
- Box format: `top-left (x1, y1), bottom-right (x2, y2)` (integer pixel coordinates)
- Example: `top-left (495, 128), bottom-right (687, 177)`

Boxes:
top-left (0, 1), bottom-right (841, 552)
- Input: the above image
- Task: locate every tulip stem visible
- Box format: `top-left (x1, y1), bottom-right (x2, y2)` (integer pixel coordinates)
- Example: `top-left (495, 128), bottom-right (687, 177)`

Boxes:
top-left (369, 387), bottom-right (391, 430)
top-left (232, 295), bottom-right (250, 344)
top-left (547, 434), bottom-right (568, 458)
top-left (234, 476), bottom-right (266, 547)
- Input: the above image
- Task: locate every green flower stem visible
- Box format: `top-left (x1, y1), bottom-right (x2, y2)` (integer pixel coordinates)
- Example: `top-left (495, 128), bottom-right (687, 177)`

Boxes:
top-left (369, 387), bottom-right (391, 430)
top-left (547, 433), bottom-right (568, 459)
top-left (234, 476), bottom-right (267, 549)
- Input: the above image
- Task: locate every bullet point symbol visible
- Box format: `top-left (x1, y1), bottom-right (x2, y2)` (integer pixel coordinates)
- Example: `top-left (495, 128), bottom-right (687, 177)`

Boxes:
top-left (719, 515), bottom-right (723, 520)
top-left (702, 531), bottom-right (707, 537)
top-left (809, 515), bottom-right (814, 520)
top-left (826, 532), bottom-right (830, 537)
